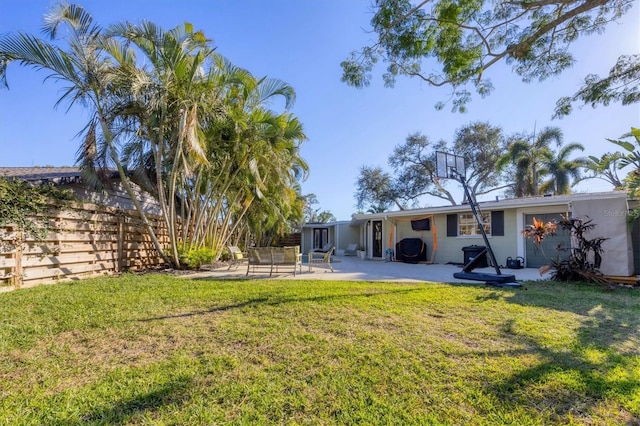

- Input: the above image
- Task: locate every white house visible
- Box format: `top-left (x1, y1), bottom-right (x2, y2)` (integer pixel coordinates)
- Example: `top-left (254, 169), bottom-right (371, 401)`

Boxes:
top-left (303, 191), bottom-right (637, 277)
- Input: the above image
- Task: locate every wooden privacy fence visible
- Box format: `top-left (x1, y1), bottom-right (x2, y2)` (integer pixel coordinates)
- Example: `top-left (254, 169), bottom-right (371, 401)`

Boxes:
top-left (0, 202), bottom-right (169, 290)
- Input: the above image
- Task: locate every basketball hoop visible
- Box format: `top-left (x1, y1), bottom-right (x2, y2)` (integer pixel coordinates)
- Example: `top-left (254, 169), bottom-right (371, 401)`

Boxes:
top-left (436, 151), bottom-right (465, 181)
top-left (434, 152), bottom-right (519, 286)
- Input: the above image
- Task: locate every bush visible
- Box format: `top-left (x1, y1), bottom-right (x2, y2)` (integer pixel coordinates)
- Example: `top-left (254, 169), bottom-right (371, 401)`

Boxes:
top-left (525, 215), bottom-right (609, 284)
top-left (0, 178), bottom-right (74, 240)
top-left (177, 245), bottom-right (214, 269)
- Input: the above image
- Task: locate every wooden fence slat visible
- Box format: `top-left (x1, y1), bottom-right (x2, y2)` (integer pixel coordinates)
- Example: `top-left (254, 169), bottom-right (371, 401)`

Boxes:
top-left (1, 203), bottom-right (170, 288)
top-left (21, 252), bottom-right (116, 267)
top-left (21, 262), bottom-right (114, 282)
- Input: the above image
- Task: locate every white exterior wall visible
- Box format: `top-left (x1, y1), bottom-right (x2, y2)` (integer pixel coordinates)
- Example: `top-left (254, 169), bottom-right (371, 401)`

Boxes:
top-left (570, 196), bottom-right (634, 276)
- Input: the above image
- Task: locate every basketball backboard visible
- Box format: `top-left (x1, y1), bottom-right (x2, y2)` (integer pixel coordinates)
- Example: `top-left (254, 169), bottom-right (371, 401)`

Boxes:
top-left (435, 151), bottom-right (465, 180)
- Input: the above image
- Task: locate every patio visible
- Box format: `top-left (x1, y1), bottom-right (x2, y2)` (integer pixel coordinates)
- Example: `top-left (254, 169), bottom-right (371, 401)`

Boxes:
top-left (187, 255), bottom-right (549, 284)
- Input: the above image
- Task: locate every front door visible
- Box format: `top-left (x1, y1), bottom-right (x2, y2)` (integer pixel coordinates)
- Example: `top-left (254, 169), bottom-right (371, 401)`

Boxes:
top-left (313, 228), bottom-right (328, 250)
top-left (373, 220), bottom-right (383, 258)
top-left (524, 213), bottom-right (571, 267)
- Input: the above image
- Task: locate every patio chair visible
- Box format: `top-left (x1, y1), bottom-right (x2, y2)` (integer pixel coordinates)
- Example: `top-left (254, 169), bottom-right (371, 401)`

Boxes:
top-left (344, 243), bottom-right (358, 256)
top-left (227, 245), bottom-right (247, 270)
top-left (308, 246), bottom-right (334, 272)
top-left (312, 242), bottom-right (333, 253)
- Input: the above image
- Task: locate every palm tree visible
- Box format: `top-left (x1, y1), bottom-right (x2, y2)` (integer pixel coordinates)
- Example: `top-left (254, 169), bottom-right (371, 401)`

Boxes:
top-left (107, 20), bottom-right (225, 266)
top-left (580, 152), bottom-right (626, 189)
top-left (498, 126), bottom-right (563, 197)
top-left (1, 3), bottom-right (309, 266)
top-left (0, 2), bottom-right (171, 262)
top-left (539, 143), bottom-right (588, 194)
top-left (608, 127), bottom-right (640, 196)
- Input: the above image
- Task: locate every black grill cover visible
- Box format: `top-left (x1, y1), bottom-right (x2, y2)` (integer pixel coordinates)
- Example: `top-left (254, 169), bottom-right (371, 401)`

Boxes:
top-left (395, 238), bottom-right (427, 263)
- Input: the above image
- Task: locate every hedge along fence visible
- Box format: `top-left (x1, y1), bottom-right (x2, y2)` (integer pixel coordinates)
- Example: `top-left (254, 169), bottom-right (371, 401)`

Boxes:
top-left (0, 202), bottom-right (169, 290)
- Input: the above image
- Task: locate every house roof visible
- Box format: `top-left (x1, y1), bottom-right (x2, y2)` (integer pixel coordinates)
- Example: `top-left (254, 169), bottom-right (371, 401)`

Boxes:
top-left (350, 191), bottom-right (630, 225)
top-left (302, 220), bottom-right (351, 228)
top-left (0, 167), bottom-right (120, 185)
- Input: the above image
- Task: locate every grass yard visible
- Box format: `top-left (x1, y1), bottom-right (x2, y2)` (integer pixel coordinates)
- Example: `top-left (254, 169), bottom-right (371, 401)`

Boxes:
top-left (1, 275), bottom-right (638, 425)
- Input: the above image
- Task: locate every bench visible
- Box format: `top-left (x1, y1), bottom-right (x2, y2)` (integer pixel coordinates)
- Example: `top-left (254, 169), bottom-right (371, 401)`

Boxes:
top-left (246, 246), bottom-right (302, 276)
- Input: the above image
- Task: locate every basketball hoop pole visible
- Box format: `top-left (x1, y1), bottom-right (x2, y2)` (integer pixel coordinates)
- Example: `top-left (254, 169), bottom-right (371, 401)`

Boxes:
top-left (449, 168), bottom-right (503, 275)
top-left (435, 151), bottom-right (518, 286)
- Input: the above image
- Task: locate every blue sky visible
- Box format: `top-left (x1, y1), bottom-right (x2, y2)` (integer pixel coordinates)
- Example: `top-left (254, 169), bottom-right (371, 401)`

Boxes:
top-left (1, 0), bottom-right (639, 220)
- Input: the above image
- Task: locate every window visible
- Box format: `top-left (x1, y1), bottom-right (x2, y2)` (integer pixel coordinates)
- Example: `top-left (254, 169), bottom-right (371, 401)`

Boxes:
top-left (447, 211), bottom-right (503, 237)
top-left (458, 212), bottom-right (491, 236)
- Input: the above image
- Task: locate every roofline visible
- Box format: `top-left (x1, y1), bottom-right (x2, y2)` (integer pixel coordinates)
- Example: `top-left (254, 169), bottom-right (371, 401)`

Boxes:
top-left (302, 220), bottom-right (351, 228)
top-left (350, 191), bottom-right (629, 224)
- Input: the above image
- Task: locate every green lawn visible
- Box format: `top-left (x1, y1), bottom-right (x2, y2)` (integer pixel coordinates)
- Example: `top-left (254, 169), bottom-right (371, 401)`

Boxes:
top-left (1, 275), bottom-right (638, 425)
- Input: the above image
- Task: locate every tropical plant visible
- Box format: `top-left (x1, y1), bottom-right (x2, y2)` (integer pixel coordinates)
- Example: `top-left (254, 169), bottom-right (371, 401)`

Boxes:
top-left (521, 217), bottom-right (558, 247)
top-left (0, 3), bottom-right (171, 263)
top-left (498, 126), bottom-right (564, 197)
top-left (523, 214), bottom-right (609, 284)
top-left (1, 3), bottom-right (310, 268)
top-left (107, 19), bottom-right (222, 267)
top-left (580, 152), bottom-right (626, 189)
top-left (607, 127), bottom-right (640, 196)
top-left (177, 244), bottom-right (214, 269)
top-left (539, 143), bottom-right (588, 195)
top-left (540, 216), bottom-right (609, 284)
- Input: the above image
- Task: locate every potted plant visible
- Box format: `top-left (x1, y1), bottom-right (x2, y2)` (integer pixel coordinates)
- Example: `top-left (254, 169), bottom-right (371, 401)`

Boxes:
top-left (356, 245), bottom-right (366, 260)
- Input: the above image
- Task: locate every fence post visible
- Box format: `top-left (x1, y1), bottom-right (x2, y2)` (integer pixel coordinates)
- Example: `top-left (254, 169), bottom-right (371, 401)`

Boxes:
top-left (14, 230), bottom-right (23, 287)
top-left (117, 214), bottom-right (125, 273)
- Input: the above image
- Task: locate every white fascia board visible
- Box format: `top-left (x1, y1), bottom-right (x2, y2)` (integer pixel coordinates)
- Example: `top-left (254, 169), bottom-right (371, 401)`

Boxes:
top-left (351, 191), bottom-right (628, 224)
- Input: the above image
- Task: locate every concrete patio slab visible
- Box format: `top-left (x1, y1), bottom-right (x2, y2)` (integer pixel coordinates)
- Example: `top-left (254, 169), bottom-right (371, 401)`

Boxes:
top-left (186, 255), bottom-right (550, 284)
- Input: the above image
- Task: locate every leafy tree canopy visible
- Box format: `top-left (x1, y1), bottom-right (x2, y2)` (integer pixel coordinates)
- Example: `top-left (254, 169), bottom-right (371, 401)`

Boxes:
top-left (355, 121), bottom-right (508, 209)
top-left (607, 127), bottom-right (640, 196)
top-left (341, 0), bottom-right (636, 112)
top-left (554, 54), bottom-right (640, 118)
top-left (303, 194), bottom-right (336, 223)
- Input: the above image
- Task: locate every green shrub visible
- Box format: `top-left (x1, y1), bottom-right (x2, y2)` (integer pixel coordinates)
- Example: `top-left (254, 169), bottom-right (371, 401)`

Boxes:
top-left (177, 244), bottom-right (214, 269)
top-left (0, 178), bottom-right (74, 240)
top-left (218, 250), bottom-right (231, 262)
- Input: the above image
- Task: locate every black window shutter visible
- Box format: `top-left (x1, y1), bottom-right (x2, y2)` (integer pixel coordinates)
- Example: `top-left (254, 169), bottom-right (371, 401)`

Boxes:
top-left (447, 214), bottom-right (457, 237)
top-left (491, 210), bottom-right (504, 236)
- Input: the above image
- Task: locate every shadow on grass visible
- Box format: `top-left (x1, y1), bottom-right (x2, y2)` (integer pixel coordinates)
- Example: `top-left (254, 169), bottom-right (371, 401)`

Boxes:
top-left (137, 286), bottom-right (423, 322)
top-left (75, 375), bottom-right (193, 425)
top-left (479, 283), bottom-right (640, 422)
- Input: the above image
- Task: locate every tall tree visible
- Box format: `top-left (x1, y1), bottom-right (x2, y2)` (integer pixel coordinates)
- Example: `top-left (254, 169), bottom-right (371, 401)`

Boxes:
top-left (388, 133), bottom-right (456, 204)
top-left (0, 3), bottom-right (310, 267)
top-left (303, 194), bottom-right (336, 223)
top-left (0, 2), bottom-right (171, 262)
top-left (354, 165), bottom-right (406, 212)
top-left (108, 20), bottom-right (222, 266)
top-left (452, 121), bottom-right (509, 202)
top-left (355, 123), bottom-right (509, 209)
top-left (498, 126), bottom-right (567, 196)
top-left (580, 152), bottom-right (626, 189)
top-left (341, 0), bottom-right (636, 112)
top-left (607, 127), bottom-right (640, 196)
top-left (539, 143), bottom-right (588, 194)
